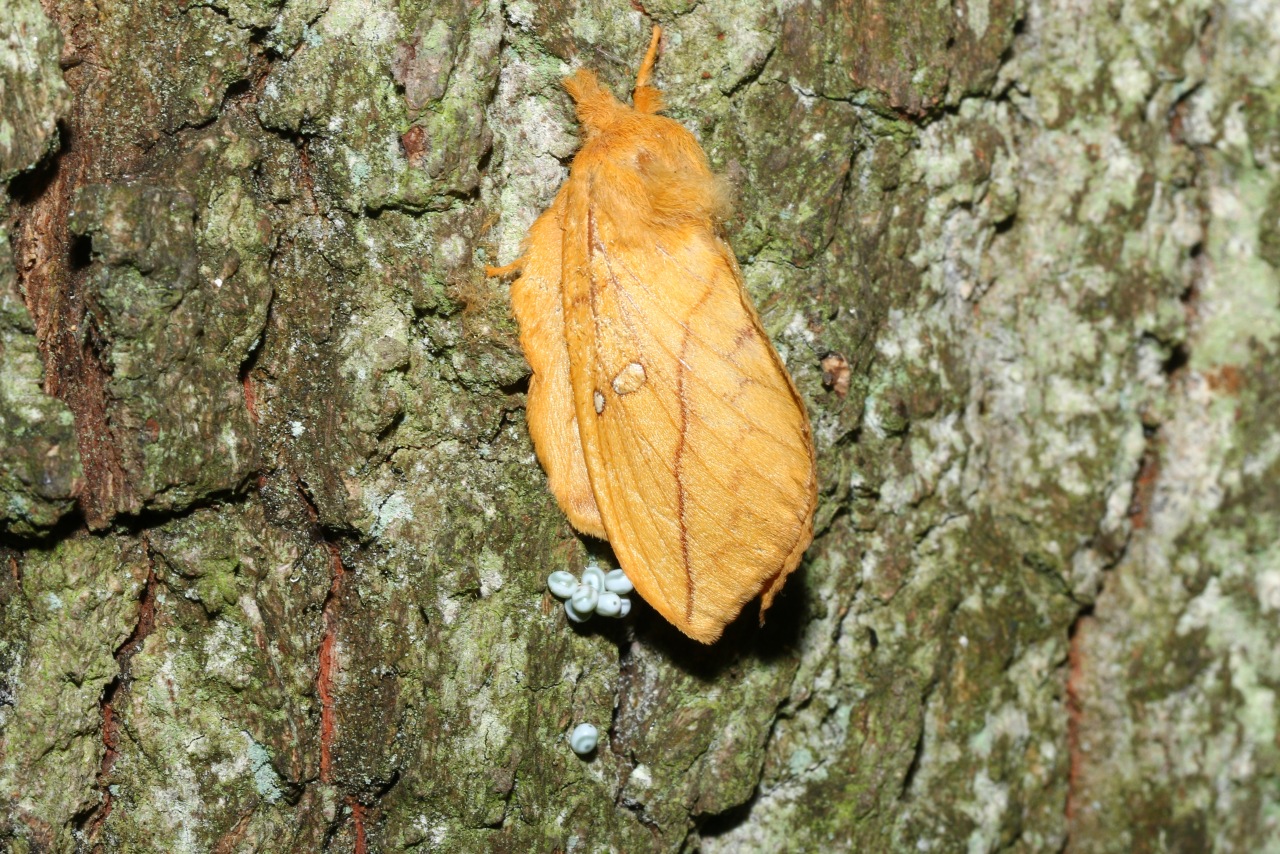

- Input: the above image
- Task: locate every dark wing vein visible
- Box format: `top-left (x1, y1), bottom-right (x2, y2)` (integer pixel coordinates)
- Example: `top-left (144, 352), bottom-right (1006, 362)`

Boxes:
top-left (596, 250), bottom-right (801, 503)
top-left (582, 210), bottom-right (811, 556)
top-left (606, 279), bottom-right (773, 437)
top-left (585, 211), bottom-right (780, 478)
top-left (607, 240), bottom-right (790, 439)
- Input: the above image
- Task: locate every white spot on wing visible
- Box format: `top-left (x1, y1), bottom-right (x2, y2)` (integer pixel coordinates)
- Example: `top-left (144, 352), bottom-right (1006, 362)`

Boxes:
top-left (611, 362), bottom-right (647, 395)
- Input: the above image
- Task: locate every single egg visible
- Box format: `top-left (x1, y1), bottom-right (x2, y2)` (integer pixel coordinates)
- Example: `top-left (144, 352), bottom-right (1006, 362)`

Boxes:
top-left (596, 591), bottom-right (623, 617)
top-left (564, 599), bottom-right (590, 623)
top-left (570, 723), bottom-right (599, 755)
top-left (547, 570), bottom-right (578, 599)
top-left (581, 563), bottom-right (607, 591)
top-left (603, 569), bottom-right (634, 595)
top-left (571, 584), bottom-right (599, 614)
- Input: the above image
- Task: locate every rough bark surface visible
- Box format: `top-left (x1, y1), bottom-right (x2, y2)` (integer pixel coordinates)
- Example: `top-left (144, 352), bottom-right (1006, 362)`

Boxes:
top-left (0, 0), bottom-right (1276, 851)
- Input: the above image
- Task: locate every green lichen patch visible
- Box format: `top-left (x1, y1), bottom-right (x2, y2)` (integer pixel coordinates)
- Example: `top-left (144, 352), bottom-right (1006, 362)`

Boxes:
top-left (102, 612), bottom-right (323, 852)
top-left (0, 0), bottom-right (70, 183)
top-left (0, 0), bottom-right (79, 536)
top-left (149, 505), bottom-right (331, 778)
top-left (97, 505), bottom-right (333, 850)
top-left (707, 82), bottom-right (860, 266)
top-left (258, 0), bottom-right (503, 214)
top-left (0, 233), bottom-right (82, 535)
top-left (202, 0), bottom-right (289, 33)
top-left (0, 537), bottom-right (147, 849)
top-left (68, 163), bottom-right (268, 513)
top-left (632, 2), bottom-right (775, 110)
top-left (68, 3), bottom-right (253, 156)
top-left (1063, 2), bottom-right (1280, 849)
top-left (0, 0), bottom-right (67, 181)
top-left (772, 0), bottom-right (1021, 116)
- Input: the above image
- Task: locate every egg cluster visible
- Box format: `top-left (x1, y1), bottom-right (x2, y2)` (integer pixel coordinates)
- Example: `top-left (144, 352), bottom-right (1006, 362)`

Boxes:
top-left (547, 561), bottom-right (634, 623)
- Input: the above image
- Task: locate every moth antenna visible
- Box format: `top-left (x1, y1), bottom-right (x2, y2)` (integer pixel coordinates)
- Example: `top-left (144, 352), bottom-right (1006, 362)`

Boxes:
top-left (633, 26), bottom-right (661, 90)
top-left (632, 25), bottom-right (664, 114)
top-left (588, 45), bottom-right (629, 67)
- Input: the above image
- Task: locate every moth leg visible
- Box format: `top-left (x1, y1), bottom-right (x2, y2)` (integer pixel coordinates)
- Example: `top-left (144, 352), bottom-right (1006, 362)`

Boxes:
top-left (485, 258), bottom-right (524, 278)
top-left (506, 192), bottom-right (607, 538)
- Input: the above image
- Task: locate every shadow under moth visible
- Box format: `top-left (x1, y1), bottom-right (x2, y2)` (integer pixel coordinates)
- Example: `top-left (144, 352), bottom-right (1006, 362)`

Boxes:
top-left (489, 26), bottom-right (817, 643)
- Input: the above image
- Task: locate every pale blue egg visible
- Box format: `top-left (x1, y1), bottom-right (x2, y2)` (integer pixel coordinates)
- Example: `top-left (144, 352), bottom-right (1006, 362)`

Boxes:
top-left (596, 591), bottom-right (623, 617)
top-left (571, 584), bottom-right (599, 614)
top-left (547, 570), bottom-right (577, 599)
top-left (603, 569), bottom-right (633, 595)
top-left (581, 563), bottom-right (607, 591)
top-left (570, 723), bottom-right (598, 755)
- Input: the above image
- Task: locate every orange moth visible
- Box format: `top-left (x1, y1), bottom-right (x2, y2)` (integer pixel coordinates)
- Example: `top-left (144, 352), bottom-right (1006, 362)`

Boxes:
top-left (488, 26), bottom-right (817, 643)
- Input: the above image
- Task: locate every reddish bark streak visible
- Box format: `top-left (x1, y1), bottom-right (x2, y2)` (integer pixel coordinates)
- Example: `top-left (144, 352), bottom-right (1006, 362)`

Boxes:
top-left (1064, 611), bottom-right (1092, 828)
top-left (349, 797), bottom-right (368, 854)
top-left (1128, 450), bottom-right (1161, 531)
top-left (318, 543), bottom-right (346, 784)
top-left (14, 155), bottom-right (134, 528)
top-left (243, 373), bottom-right (259, 422)
top-left (13, 2), bottom-right (138, 528)
top-left (1205, 364), bottom-right (1242, 395)
top-left (211, 810), bottom-right (254, 853)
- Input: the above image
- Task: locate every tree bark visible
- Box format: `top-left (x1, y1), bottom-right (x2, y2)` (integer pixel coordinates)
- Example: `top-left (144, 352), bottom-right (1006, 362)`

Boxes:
top-left (1, 0), bottom-right (1277, 850)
